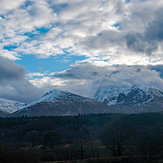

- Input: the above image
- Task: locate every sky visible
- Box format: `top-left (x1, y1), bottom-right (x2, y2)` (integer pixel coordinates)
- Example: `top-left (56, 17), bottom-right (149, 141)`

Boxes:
top-left (1, 0), bottom-right (163, 103)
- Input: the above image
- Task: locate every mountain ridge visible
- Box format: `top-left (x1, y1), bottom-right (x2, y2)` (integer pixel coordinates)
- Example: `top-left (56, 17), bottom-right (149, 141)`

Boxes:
top-left (1, 83), bottom-right (163, 117)
top-left (93, 84), bottom-right (163, 113)
top-left (12, 89), bottom-right (114, 117)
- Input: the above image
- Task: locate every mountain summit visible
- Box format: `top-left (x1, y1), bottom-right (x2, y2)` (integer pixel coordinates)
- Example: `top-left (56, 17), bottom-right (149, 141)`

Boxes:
top-left (12, 89), bottom-right (114, 117)
top-left (93, 84), bottom-right (163, 113)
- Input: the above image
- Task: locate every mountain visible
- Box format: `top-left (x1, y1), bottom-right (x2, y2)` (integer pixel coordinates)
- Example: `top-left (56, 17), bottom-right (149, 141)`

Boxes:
top-left (93, 84), bottom-right (163, 113)
top-left (12, 89), bottom-right (114, 117)
top-left (0, 98), bottom-right (26, 117)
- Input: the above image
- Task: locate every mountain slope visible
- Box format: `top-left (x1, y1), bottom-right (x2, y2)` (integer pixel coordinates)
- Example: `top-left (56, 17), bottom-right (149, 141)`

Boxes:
top-left (12, 89), bottom-right (114, 117)
top-left (0, 98), bottom-right (26, 116)
top-left (94, 84), bottom-right (131, 105)
top-left (93, 84), bottom-right (163, 113)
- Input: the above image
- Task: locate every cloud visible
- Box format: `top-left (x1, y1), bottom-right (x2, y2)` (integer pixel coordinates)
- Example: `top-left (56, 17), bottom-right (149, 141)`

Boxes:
top-left (0, 56), bottom-right (45, 103)
top-left (0, 50), bottom-right (20, 60)
top-left (54, 63), bottom-right (163, 96)
top-left (0, 80), bottom-right (43, 104)
top-left (0, 0), bottom-right (25, 14)
top-left (1, 59), bottom-right (163, 103)
top-left (1, 0), bottom-right (163, 65)
top-left (125, 6), bottom-right (163, 55)
top-left (0, 0), bottom-right (57, 59)
top-left (1, 0), bottom-right (163, 102)
top-left (0, 56), bottom-right (26, 83)
top-left (29, 63), bottom-right (163, 98)
top-left (26, 72), bottom-right (44, 79)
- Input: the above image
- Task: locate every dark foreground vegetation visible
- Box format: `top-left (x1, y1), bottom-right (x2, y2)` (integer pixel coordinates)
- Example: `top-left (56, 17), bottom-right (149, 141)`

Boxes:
top-left (1, 112), bottom-right (163, 163)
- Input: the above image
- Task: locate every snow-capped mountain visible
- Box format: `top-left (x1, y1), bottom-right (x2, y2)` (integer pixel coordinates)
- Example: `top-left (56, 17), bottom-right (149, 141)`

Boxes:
top-left (12, 89), bottom-right (114, 117)
top-left (0, 97), bottom-right (26, 116)
top-left (11, 84), bottom-right (163, 117)
top-left (93, 84), bottom-right (163, 113)
top-left (26, 89), bottom-right (93, 107)
top-left (94, 84), bottom-right (131, 105)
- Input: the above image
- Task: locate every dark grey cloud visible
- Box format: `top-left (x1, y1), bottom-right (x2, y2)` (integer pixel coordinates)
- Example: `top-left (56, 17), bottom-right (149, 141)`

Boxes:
top-left (0, 80), bottom-right (44, 104)
top-left (82, 29), bottom-right (124, 50)
top-left (72, 2), bottom-right (163, 59)
top-left (146, 9), bottom-right (163, 41)
top-left (54, 63), bottom-right (117, 80)
top-left (125, 7), bottom-right (163, 55)
top-left (0, 56), bottom-right (44, 103)
top-left (0, 56), bottom-right (26, 83)
top-left (83, 5), bottom-right (163, 56)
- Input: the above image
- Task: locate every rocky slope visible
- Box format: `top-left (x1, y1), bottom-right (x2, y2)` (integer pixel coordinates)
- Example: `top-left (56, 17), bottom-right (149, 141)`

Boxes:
top-left (93, 84), bottom-right (163, 113)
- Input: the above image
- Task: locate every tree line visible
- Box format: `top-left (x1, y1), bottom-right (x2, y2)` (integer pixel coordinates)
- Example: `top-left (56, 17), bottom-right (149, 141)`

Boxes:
top-left (0, 112), bottom-right (163, 162)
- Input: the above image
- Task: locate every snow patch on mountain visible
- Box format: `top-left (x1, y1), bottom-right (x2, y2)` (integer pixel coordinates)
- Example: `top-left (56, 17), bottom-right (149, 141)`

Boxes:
top-left (0, 98), bottom-right (26, 113)
top-left (132, 84), bottom-right (163, 97)
top-left (26, 89), bottom-right (92, 108)
top-left (93, 84), bottom-right (163, 106)
top-left (93, 84), bottom-right (131, 105)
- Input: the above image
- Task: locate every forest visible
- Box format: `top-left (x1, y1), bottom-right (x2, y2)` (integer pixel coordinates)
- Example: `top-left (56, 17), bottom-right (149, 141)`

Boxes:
top-left (0, 112), bottom-right (163, 163)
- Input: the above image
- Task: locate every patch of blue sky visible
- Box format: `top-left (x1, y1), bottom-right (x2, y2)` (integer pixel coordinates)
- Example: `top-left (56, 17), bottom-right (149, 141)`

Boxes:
top-left (24, 32), bottom-right (36, 39)
top-left (68, 55), bottom-right (86, 63)
top-left (3, 45), bottom-right (17, 51)
top-left (98, 33), bottom-right (102, 36)
top-left (149, 59), bottom-right (161, 63)
top-left (24, 27), bottom-right (50, 39)
top-left (114, 23), bottom-right (121, 28)
top-left (15, 55), bottom-right (87, 74)
top-left (113, 23), bottom-right (121, 30)
top-left (37, 27), bottom-right (50, 34)
top-left (23, 1), bottom-right (34, 8)
top-left (125, 0), bottom-right (130, 4)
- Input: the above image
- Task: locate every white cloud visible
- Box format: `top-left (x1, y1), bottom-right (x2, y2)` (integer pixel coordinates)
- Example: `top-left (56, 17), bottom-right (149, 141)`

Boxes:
top-left (1, 0), bottom-right (163, 65)
top-left (0, 0), bottom-right (25, 14)
top-left (27, 63), bottom-right (163, 98)
top-left (0, 50), bottom-right (20, 60)
top-left (26, 72), bottom-right (44, 79)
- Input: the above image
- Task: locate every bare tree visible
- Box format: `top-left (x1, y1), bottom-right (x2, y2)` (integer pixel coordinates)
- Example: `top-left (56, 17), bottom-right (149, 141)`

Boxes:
top-left (100, 120), bottom-right (135, 156)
